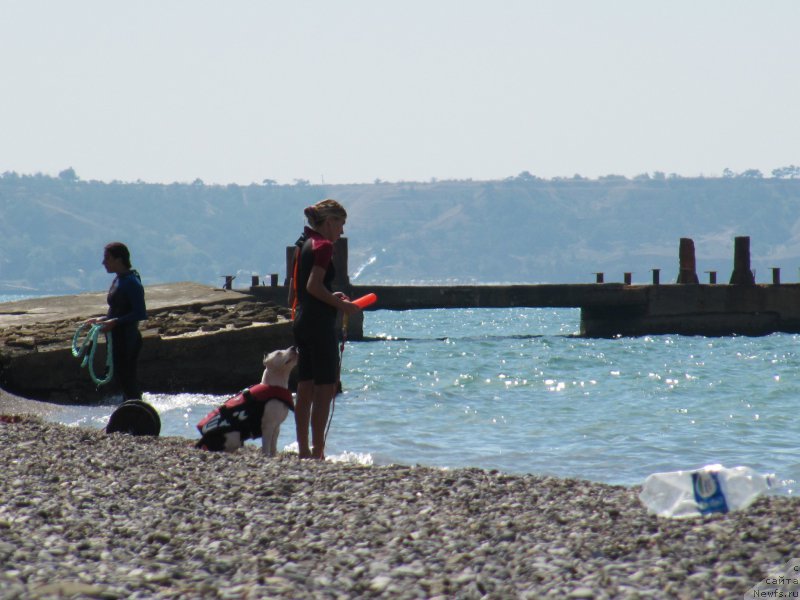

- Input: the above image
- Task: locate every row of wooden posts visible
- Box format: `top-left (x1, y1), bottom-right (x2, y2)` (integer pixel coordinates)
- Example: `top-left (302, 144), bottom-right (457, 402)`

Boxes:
top-left (221, 235), bottom-right (778, 290)
top-left (223, 239), bottom-right (352, 291)
top-left (594, 269), bottom-right (779, 285)
top-left (595, 236), bottom-right (778, 285)
top-left (221, 274), bottom-right (280, 290)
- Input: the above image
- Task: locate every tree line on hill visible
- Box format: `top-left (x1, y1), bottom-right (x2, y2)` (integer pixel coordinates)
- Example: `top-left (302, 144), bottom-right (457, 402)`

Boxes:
top-left (1, 169), bottom-right (800, 295)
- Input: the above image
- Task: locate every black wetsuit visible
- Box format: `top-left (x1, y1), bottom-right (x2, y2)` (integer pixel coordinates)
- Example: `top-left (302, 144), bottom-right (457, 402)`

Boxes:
top-left (292, 226), bottom-right (339, 385)
top-left (107, 270), bottom-right (146, 399)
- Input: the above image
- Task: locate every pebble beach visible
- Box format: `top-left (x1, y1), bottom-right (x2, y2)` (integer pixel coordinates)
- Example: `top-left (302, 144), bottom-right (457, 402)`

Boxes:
top-left (1, 410), bottom-right (799, 599)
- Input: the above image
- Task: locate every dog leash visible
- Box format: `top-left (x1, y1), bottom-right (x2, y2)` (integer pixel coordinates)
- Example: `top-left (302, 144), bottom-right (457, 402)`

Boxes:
top-left (324, 313), bottom-right (348, 445)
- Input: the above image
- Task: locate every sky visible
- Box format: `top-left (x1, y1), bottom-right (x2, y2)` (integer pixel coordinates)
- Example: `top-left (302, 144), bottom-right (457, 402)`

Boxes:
top-left (1, 1), bottom-right (798, 185)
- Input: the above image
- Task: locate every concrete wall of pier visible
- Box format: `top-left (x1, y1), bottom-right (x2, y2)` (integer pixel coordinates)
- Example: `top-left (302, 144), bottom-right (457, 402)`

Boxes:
top-left (247, 235), bottom-right (800, 338)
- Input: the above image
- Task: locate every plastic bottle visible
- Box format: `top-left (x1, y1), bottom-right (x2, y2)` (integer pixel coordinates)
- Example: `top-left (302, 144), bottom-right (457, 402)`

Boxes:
top-left (639, 464), bottom-right (775, 518)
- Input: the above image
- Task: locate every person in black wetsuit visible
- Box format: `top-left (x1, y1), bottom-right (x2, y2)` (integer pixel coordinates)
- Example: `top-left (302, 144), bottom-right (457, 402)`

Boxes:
top-left (293, 199), bottom-right (360, 459)
top-left (88, 242), bottom-right (147, 400)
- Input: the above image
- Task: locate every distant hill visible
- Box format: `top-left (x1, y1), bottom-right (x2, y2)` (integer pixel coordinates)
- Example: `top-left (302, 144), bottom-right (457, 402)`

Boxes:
top-left (1, 173), bottom-right (800, 294)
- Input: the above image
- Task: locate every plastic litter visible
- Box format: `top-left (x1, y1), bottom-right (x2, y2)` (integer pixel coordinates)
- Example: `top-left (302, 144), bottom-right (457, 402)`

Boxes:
top-left (639, 464), bottom-right (775, 518)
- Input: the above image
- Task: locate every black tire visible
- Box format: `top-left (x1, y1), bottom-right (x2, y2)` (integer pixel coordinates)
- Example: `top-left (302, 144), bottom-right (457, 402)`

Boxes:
top-left (106, 401), bottom-right (161, 436)
top-left (124, 400), bottom-right (161, 432)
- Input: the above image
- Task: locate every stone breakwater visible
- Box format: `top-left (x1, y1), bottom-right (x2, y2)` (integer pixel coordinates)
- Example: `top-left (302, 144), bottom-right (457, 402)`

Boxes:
top-left (0, 300), bottom-right (291, 356)
top-left (1, 418), bottom-right (799, 599)
top-left (1, 287), bottom-right (296, 401)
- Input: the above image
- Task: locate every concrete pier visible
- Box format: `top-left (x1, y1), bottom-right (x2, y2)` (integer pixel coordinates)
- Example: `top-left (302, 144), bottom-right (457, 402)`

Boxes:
top-left (4, 235), bottom-right (798, 402)
top-left (247, 234), bottom-right (800, 338)
top-left (0, 283), bottom-right (294, 402)
top-left (251, 282), bottom-right (800, 337)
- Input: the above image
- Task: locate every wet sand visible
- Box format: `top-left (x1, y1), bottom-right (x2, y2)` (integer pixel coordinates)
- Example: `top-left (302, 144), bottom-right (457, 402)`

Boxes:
top-left (0, 387), bottom-right (61, 417)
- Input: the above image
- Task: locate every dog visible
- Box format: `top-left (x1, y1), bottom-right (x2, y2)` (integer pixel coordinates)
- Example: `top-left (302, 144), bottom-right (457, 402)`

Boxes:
top-left (196, 346), bottom-right (298, 456)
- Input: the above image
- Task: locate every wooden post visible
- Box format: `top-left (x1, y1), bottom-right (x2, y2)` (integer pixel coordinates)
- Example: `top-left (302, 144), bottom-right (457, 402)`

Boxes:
top-left (594, 272), bottom-right (604, 283)
top-left (771, 267), bottom-right (781, 285)
top-left (677, 238), bottom-right (699, 283)
top-left (251, 275), bottom-right (259, 287)
top-left (729, 236), bottom-right (756, 285)
top-left (285, 246), bottom-right (297, 286)
top-left (270, 273), bottom-right (278, 287)
top-left (706, 271), bottom-right (717, 284)
top-left (651, 269), bottom-right (660, 285)
top-left (222, 275), bottom-right (234, 290)
top-left (624, 272), bottom-right (632, 285)
top-left (332, 237), bottom-right (350, 292)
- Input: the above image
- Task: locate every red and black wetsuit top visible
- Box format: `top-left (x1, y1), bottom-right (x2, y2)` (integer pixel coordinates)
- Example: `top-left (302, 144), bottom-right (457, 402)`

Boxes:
top-left (293, 226), bottom-right (337, 333)
top-left (196, 384), bottom-right (294, 441)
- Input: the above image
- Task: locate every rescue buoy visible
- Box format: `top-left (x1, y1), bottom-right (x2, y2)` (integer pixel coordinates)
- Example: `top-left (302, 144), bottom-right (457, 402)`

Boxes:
top-left (352, 293), bottom-right (377, 309)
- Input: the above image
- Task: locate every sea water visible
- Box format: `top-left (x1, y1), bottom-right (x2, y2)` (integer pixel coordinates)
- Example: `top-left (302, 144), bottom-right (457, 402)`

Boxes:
top-left (48, 307), bottom-right (800, 492)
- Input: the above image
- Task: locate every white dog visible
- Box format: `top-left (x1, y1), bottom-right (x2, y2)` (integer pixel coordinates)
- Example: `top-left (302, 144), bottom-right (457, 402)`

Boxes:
top-left (196, 346), bottom-right (298, 456)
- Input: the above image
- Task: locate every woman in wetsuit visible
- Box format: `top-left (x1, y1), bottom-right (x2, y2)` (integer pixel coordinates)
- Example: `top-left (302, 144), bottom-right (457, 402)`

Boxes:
top-left (293, 199), bottom-right (360, 459)
top-left (88, 242), bottom-right (147, 400)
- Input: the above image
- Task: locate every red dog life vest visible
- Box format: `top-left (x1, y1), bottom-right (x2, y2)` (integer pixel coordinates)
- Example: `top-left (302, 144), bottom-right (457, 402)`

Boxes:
top-left (196, 384), bottom-right (294, 442)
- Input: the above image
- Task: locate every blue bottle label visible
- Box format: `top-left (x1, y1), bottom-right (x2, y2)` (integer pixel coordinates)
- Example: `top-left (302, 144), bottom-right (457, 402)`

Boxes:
top-left (692, 471), bottom-right (729, 514)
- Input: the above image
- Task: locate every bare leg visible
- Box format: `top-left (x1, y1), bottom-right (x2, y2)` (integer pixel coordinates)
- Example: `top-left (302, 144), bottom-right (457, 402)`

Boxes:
top-left (295, 380), bottom-right (313, 458)
top-left (311, 383), bottom-right (337, 460)
top-left (261, 403), bottom-right (288, 457)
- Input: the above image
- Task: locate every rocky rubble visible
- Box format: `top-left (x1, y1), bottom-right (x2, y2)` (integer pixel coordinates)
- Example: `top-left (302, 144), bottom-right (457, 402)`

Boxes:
top-left (147, 300), bottom-right (292, 337)
top-left (0, 301), bottom-right (291, 357)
